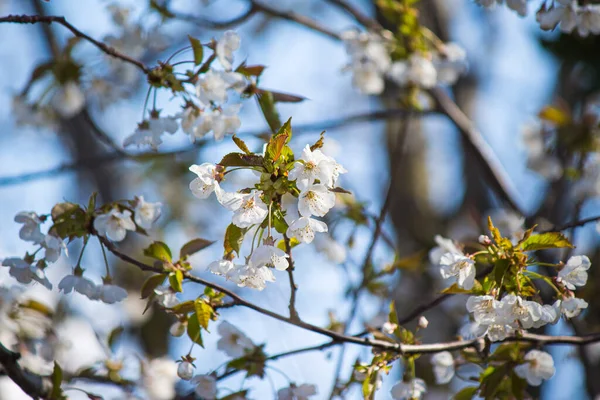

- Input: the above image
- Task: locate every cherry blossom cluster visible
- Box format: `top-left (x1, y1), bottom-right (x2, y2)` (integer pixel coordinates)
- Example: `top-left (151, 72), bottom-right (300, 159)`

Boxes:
top-left (123, 30), bottom-right (249, 150)
top-left (189, 141), bottom-right (347, 291)
top-left (475, 0), bottom-right (600, 36)
top-left (1, 196), bottom-right (162, 304)
top-left (171, 320), bottom-right (318, 399)
top-left (341, 29), bottom-right (467, 94)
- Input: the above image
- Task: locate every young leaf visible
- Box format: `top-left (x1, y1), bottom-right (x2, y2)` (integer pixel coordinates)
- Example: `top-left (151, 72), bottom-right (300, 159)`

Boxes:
top-left (518, 232), bottom-right (574, 252)
top-left (143, 241), bottom-right (172, 262)
top-left (453, 386), bottom-right (478, 400)
top-left (265, 117), bottom-right (292, 163)
top-left (219, 152), bottom-right (264, 167)
top-left (310, 131), bottom-right (325, 151)
top-left (188, 35), bottom-right (204, 65)
top-left (187, 313), bottom-right (204, 347)
top-left (180, 238), bottom-right (215, 259)
top-left (232, 135), bottom-right (251, 154)
top-left (108, 326), bottom-right (124, 352)
top-left (257, 91), bottom-right (281, 133)
top-left (140, 274), bottom-right (167, 299)
top-left (169, 270), bottom-right (184, 293)
top-left (224, 224), bottom-right (246, 257)
top-left (194, 298), bottom-right (213, 331)
top-left (50, 362), bottom-right (64, 399)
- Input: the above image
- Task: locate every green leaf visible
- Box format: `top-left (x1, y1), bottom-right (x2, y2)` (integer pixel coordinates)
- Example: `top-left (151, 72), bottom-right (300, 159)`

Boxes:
top-left (272, 209), bottom-right (289, 235)
top-left (441, 283), bottom-right (479, 294)
top-left (453, 386), bottom-right (478, 400)
top-left (257, 91), bottom-right (281, 133)
top-left (232, 134), bottom-right (251, 154)
top-left (180, 238), bottom-right (215, 259)
top-left (50, 362), bottom-right (63, 399)
top-left (169, 270), bottom-right (184, 293)
top-left (265, 118), bottom-right (292, 164)
top-left (277, 237), bottom-right (299, 251)
top-left (329, 187), bottom-right (352, 194)
top-left (236, 63), bottom-right (266, 76)
top-left (188, 35), bottom-right (204, 65)
top-left (510, 371), bottom-right (527, 400)
top-left (143, 241), bottom-right (172, 262)
top-left (187, 313), bottom-right (204, 347)
top-left (140, 274), bottom-right (167, 299)
top-left (493, 259), bottom-right (511, 287)
top-left (310, 131), bottom-right (325, 151)
top-left (219, 152), bottom-right (265, 167)
top-left (518, 232), bottom-right (574, 252)
top-left (224, 224), bottom-right (246, 257)
top-left (50, 203), bottom-right (87, 240)
top-left (487, 217), bottom-right (512, 250)
top-left (480, 365), bottom-right (508, 399)
top-left (194, 298), bottom-right (213, 330)
top-left (87, 192), bottom-right (98, 213)
top-left (108, 327), bottom-right (124, 352)
top-left (221, 391), bottom-right (249, 400)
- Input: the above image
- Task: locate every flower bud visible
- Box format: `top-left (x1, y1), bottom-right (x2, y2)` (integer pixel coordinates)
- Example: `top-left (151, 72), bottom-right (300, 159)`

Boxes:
top-left (478, 235), bottom-right (491, 245)
top-left (177, 361), bottom-right (194, 380)
top-left (418, 316), bottom-right (429, 329)
top-left (170, 321), bottom-right (186, 337)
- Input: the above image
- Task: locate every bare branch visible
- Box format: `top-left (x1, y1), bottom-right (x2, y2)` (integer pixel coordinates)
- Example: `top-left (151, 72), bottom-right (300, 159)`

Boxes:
top-left (0, 14), bottom-right (150, 73)
top-left (324, 0), bottom-right (384, 32)
top-left (0, 108), bottom-right (423, 187)
top-left (0, 342), bottom-right (49, 400)
top-left (544, 215), bottom-right (600, 233)
top-left (283, 233), bottom-right (300, 321)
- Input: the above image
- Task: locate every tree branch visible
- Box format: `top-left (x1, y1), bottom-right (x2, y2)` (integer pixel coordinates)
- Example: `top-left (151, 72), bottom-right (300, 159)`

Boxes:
top-left (324, 0), bottom-right (384, 32)
top-left (0, 14), bottom-right (150, 73)
top-left (430, 88), bottom-right (524, 215)
top-left (283, 233), bottom-right (300, 322)
top-left (0, 342), bottom-right (49, 400)
top-left (0, 108), bottom-right (424, 187)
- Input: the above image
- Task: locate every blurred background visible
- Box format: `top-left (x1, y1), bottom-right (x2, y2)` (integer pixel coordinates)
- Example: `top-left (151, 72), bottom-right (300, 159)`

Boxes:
top-left (1, 0), bottom-right (599, 399)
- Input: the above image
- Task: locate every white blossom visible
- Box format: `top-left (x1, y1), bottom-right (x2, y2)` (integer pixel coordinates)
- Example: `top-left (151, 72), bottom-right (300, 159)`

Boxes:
top-left (577, 5), bottom-right (600, 37)
top-left (499, 294), bottom-right (542, 329)
top-left (154, 285), bottom-right (179, 308)
top-left (227, 262), bottom-right (275, 291)
top-left (559, 297), bottom-right (588, 318)
top-left (278, 383), bottom-right (318, 400)
top-left (341, 30), bottom-right (391, 95)
top-left (177, 361), bottom-right (194, 380)
top-left (532, 303), bottom-right (560, 328)
top-left (314, 235), bottom-right (347, 264)
top-left (520, 122), bottom-right (562, 180)
top-left (192, 375), bottom-right (217, 399)
top-left (391, 378), bottom-right (427, 400)
top-left (93, 208), bottom-right (136, 242)
top-left (486, 323), bottom-right (517, 342)
top-left (558, 255), bottom-right (590, 290)
top-left (431, 351), bottom-right (454, 384)
top-left (134, 196), bottom-right (162, 230)
top-left (94, 284), bottom-right (128, 304)
top-left (189, 163), bottom-right (220, 199)
top-left (124, 116), bottom-right (179, 150)
top-left (205, 104), bottom-right (242, 141)
top-left (251, 245), bottom-right (289, 271)
top-left (439, 253), bottom-right (476, 290)
top-left (537, 0), bottom-right (578, 33)
top-left (143, 357), bottom-right (179, 400)
top-left (216, 30), bottom-right (240, 71)
top-left (459, 321), bottom-right (489, 340)
top-left (170, 321), bottom-right (186, 337)
top-left (2, 258), bottom-right (52, 289)
top-left (195, 69), bottom-right (246, 106)
top-left (207, 259), bottom-right (234, 276)
top-left (298, 184), bottom-right (336, 217)
top-left (42, 234), bottom-right (67, 263)
top-left (434, 43), bottom-right (468, 85)
top-left (52, 82), bottom-right (86, 118)
top-left (418, 316), bottom-right (429, 329)
top-left (230, 190), bottom-right (269, 228)
top-left (429, 235), bottom-right (462, 265)
top-left (514, 350), bottom-right (555, 386)
top-left (14, 211), bottom-right (45, 244)
top-left (466, 295), bottom-right (500, 325)
top-left (216, 321), bottom-right (254, 358)
top-left (289, 145), bottom-right (337, 190)
top-left (287, 216), bottom-right (328, 244)
top-left (58, 275), bottom-right (97, 299)
top-left (389, 54), bottom-right (437, 89)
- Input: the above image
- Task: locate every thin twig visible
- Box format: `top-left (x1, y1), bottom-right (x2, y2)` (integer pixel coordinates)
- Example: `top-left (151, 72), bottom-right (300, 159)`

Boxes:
top-left (0, 15), bottom-right (150, 73)
top-left (430, 88), bottom-right (524, 215)
top-left (0, 108), bottom-right (424, 187)
top-left (544, 215), bottom-right (600, 233)
top-left (324, 0), bottom-right (384, 32)
top-left (283, 233), bottom-right (300, 321)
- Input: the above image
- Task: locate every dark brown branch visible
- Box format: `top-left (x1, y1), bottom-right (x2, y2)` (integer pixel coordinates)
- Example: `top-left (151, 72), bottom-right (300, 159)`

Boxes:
top-left (0, 342), bottom-right (49, 400)
top-left (544, 215), bottom-right (600, 233)
top-left (0, 15), bottom-right (150, 73)
top-left (157, 2), bottom-right (257, 29)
